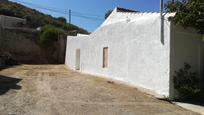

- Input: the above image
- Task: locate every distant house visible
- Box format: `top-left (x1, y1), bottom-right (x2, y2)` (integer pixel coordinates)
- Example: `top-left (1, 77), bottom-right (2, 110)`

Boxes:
top-left (65, 7), bottom-right (203, 98)
top-left (0, 15), bottom-right (26, 28)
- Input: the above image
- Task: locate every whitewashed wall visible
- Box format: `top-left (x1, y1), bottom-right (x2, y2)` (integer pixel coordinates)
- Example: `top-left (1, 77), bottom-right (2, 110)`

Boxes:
top-left (66, 11), bottom-right (173, 97)
top-left (169, 25), bottom-right (203, 97)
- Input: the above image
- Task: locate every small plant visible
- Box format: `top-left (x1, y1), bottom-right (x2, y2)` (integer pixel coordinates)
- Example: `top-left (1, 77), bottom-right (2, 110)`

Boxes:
top-left (39, 25), bottom-right (64, 47)
top-left (173, 63), bottom-right (202, 100)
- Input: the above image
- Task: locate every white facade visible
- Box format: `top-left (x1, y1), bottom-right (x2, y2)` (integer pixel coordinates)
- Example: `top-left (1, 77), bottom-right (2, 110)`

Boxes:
top-left (65, 8), bottom-right (203, 98)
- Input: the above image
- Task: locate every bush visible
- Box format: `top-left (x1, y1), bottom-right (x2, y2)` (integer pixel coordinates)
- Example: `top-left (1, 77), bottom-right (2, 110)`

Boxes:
top-left (39, 25), bottom-right (64, 47)
top-left (57, 17), bottom-right (67, 23)
top-left (173, 63), bottom-right (202, 100)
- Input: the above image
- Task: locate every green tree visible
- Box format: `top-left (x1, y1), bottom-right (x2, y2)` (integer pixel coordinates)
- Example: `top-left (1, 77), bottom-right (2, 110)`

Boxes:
top-left (166, 0), bottom-right (204, 38)
top-left (39, 25), bottom-right (64, 47)
top-left (57, 17), bottom-right (67, 23)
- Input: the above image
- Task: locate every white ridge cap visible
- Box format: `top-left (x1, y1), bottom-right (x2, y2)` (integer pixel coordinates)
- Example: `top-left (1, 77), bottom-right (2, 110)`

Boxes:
top-left (100, 8), bottom-right (175, 28)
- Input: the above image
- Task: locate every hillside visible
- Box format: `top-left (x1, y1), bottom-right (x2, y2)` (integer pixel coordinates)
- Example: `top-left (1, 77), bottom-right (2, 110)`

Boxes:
top-left (0, 0), bottom-right (89, 34)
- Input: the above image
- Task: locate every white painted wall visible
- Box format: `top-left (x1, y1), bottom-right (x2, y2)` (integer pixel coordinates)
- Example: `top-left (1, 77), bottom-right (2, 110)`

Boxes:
top-left (65, 10), bottom-right (174, 97)
top-left (170, 25), bottom-right (203, 97)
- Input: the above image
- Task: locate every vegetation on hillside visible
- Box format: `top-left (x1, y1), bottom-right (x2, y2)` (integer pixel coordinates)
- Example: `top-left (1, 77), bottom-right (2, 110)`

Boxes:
top-left (39, 25), bottom-right (65, 47)
top-left (165, 0), bottom-right (204, 39)
top-left (0, 0), bottom-right (89, 34)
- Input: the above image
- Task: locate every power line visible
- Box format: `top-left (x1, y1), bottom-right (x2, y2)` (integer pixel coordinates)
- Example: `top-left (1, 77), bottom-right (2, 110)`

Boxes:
top-left (11, 0), bottom-right (104, 21)
top-left (12, 0), bottom-right (68, 14)
top-left (72, 14), bottom-right (103, 21)
top-left (13, 0), bottom-right (67, 12)
top-left (72, 11), bottom-right (103, 18)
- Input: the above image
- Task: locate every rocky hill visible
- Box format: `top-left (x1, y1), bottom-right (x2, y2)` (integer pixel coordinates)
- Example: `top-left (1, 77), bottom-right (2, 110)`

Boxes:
top-left (0, 0), bottom-right (89, 34)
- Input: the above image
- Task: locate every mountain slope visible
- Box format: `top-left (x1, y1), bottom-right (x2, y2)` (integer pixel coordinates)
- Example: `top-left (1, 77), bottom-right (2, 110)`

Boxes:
top-left (0, 0), bottom-right (89, 34)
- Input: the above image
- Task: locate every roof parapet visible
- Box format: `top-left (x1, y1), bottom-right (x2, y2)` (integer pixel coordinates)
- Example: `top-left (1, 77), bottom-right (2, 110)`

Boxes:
top-left (116, 7), bottom-right (139, 13)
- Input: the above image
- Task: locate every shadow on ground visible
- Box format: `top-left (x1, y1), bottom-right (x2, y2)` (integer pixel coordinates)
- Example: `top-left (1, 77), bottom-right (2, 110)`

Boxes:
top-left (0, 75), bottom-right (22, 95)
top-left (0, 65), bottom-right (20, 71)
top-left (159, 95), bottom-right (204, 107)
top-left (178, 100), bottom-right (204, 106)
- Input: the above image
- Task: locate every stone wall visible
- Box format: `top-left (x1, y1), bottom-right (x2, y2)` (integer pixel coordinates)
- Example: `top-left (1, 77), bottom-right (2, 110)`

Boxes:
top-left (0, 27), bottom-right (66, 64)
top-left (0, 15), bottom-right (26, 28)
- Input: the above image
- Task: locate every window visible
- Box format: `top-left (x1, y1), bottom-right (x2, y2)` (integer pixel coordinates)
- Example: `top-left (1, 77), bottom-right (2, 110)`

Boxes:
top-left (103, 47), bottom-right (108, 68)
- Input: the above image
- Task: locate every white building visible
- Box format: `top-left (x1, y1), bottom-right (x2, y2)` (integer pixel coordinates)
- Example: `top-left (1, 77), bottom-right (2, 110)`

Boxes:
top-left (65, 8), bottom-right (203, 98)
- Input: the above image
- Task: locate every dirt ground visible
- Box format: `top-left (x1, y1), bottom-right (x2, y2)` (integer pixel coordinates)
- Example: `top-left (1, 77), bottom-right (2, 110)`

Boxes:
top-left (0, 65), bottom-right (200, 115)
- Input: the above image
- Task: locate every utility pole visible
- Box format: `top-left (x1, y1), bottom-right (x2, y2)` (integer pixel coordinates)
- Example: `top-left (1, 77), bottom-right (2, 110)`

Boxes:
top-left (69, 9), bottom-right (71, 24)
top-left (160, 0), bottom-right (164, 44)
top-left (160, 0), bottom-right (163, 17)
top-left (0, 17), bottom-right (2, 49)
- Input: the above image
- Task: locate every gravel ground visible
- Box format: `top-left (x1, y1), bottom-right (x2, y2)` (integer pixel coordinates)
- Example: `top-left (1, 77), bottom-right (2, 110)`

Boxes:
top-left (0, 65), bottom-right (200, 115)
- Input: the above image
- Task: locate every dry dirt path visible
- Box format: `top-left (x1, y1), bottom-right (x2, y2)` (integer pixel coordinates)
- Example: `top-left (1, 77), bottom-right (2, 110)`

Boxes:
top-left (0, 65), bottom-right (200, 115)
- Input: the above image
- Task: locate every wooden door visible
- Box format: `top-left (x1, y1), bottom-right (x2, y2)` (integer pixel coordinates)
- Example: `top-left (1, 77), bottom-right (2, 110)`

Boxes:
top-left (75, 49), bottom-right (80, 70)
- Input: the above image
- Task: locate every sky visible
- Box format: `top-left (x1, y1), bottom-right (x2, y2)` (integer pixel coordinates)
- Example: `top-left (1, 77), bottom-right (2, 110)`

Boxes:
top-left (9, 0), bottom-right (169, 32)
